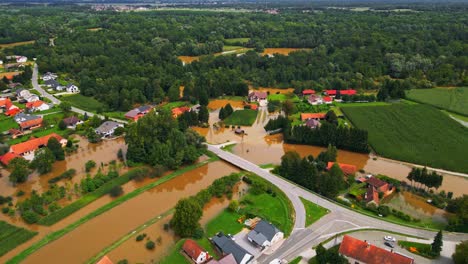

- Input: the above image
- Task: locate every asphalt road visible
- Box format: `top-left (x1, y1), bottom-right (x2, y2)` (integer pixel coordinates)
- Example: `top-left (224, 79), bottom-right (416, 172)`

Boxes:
top-left (206, 144), bottom-right (468, 263)
top-left (32, 64), bottom-right (127, 124)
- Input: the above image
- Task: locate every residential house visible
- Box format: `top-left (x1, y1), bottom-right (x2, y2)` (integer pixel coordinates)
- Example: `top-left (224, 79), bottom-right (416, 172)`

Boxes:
top-left (124, 105), bottom-right (153, 121)
top-left (323, 96), bottom-right (333, 104)
top-left (7, 133), bottom-right (66, 161)
top-left (62, 116), bottom-right (83, 129)
top-left (65, 84), bottom-right (80, 93)
top-left (182, 239), bottom-right (210, 264)
top-left (0, 152), bottom-right (22, 166)
top-left (339, 235), bottom-right (414, 264)
top-left (16, 88), bottom-right (31, 98)
top-left (25, 94), bottom-right (40, 103)
top-left (16, 56), bottom-right (27, 63)
top-left (207, 254), bottom-right (237, 264)
top-left (307, 95), bottom-right (323, 105)
top-left (95, 121), bottom-right (124, 138)
top-left (96, 255), bottom-right (114, 264)
top-left (302, 89), bottom-right (315, 96)
top-left (365, 185), bottom-right (380, 205)
top-left (8, 129), bottom-right (24, 139)
top-left (366, 177), bottom-right (391, 193)
top-left (247, 220), bottom-right (284, 248)
top-left (327, 162), bottom-right (357, 175)
top-left (26, 100), bottom-right (50, 112)
top-left (301, 113), bottom-right (326, 121)
top-left (0, 97), bottom-right (20, 115)
top-left (340, 89), bottom-right (357, 96)
top-left (211, 233), bottom-right (253, 264)
top-left (171, 106), bottom-right (191, 118)
top-left (248, 91), bottom-right (267, 104)
top-left (14, 113), bottom-right (43, 131)
top-left (305, 118), bottom-right (320, 129)
top-left (324, 89), bottom-right (356, 97)
top-left (44, 79), bottom-right (60, 90)
top-left (42, 72), bottom-right (58, 81)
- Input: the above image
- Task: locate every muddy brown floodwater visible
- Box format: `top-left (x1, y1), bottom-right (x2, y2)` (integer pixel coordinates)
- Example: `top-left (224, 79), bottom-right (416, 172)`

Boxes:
top-left (22, 161), bottom-right (239, 264)
top-left (261, 48), bottom-right (311, 56)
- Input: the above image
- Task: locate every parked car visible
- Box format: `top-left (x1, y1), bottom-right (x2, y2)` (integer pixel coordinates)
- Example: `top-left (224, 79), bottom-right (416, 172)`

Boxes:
top-left (384, 236), bottom-right (396, 242)
top-left (384, 241), bottom-right (395, 248)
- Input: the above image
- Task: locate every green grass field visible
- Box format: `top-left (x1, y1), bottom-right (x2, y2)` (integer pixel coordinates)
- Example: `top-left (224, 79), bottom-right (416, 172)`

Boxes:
top-left (60, 94), bottom-right (105, 113)
top-left (222, 45), bottom-right (244, 51)
top-left (0, 221), bottom-right (37, 257)
top-left (342, 104), bottom-right (468, 173)
top-left (398, 240), bottom-right (435, 259)
top-left (224, 38), bottom-right (250, 45)
top-left (299, 197), bottom-right (329, 227)
top-left (205, 209), bottom-right (244, 237)
top-left (406, 87), bottom-right (468, 116)
top-left (223, 109), bottom-right (258, 126)
top-left (0, 116), bottom-right (18, 133)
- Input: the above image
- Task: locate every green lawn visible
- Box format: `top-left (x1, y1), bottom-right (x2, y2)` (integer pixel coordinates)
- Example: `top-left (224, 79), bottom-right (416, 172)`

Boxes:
top-left (335, 101), bottom-right (390, 107)
top-left (308, 245), bottom-right (341, 264)
top-left (224, 38), bottom-right (250, 45)
top-left (159, 239), bottom-right (191, 264)
top-left (342, 104), bottom-right (468, 173)
top-left (0, 221), bottom-right (37, 257)
top-left (406, 87), bottom-right (468, 116)
top-left (348, 183), bottom-right (367, 197)
top-left (223, 109), bottom-right (258, 126)
top-left (103, 111), bottom-right (126, 120)
top-left (289, 256), bottom-right (302, 264)
top-left (205, 209), bottom-right (244, 237)
top-left (60, 94), bottom-right (105, 113)
top-left (300, 197), bottom-right (329, 227)
top-left (442, 110), bottom-right (468, 122)
top-left (161, 101), bottom-right (190, 110)
top-left (0, 116), bottom-right (18, 133)
top-left (268, 93), bottom-right (300, 102)
top-left (398, 240), bottom-right (435, 259)
top-left (221, 143), bottom-right (236, 153)
top-left (223, 45), bottom-right (244, 51)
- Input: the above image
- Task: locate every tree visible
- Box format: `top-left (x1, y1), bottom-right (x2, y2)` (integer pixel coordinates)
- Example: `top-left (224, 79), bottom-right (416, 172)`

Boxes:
top-left (431, 230), bottom-right (443, 257)
top-left (228, 200), bottom-right (239, 212)
top-left (59, 102), bottom-right (72, 112)
top-left (198, 105), bottom-right (209, 123)
top-left (47, 137), bottom-right (65, 161)
top-left (167, 84), bottom-right (180, 102)
top-left (30, 148), bottom-right (55, 174)
top-left (170, 198), bottom-right (203, 237)
top-left (8, 158), bottom-right (31, 184)
top-left (282, 100), bottom-right (295, 116)
top-left (145, 240), bottom-right (155, 250)
top-left (114, 126), bottom-right (125, 136)
top-left (85, 160), bottom-right (96, 172)
top-left (224, 103), bottom-right (234, 117)
top-left (325, 110), bottom-right (338, 126)
top-left (58, 120), bottom-right (67, 130)
top-left (452, 240), bottom-right (468, 264)
top-left (218, 107), bottom-right (226, 120)
top-left (109, 185), bottom-right (124, 197)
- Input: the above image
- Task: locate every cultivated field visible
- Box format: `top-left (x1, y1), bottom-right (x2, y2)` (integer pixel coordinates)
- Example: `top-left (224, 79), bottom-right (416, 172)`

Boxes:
top-left (0, 221), bottom-right (37, 257)
top-left (0, 40), bottom-right (35, 49)
top-left (60, 94), bottom-right (105, 112)
top-left (406, 87), bottom-right (468, 116)
top-left (342, 104), bottom-right (468, 173)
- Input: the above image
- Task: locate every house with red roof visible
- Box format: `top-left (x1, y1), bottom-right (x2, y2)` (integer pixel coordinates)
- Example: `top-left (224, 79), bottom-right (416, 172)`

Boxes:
top-left (171, 106), bottom-right (191, 118)
top-left (365, 185), bottom-right (380, 205)
top-left (366, 177), bottom-right (391, 193)
top-left (339, 235), bottom-right (414, 264)
top-left (19, 117), bottom-right (43, 131)
top-left (8, 133), bottom-right (67, 161)
top-left (182, 239), bottom-right (210, 264)
top-left (327, 162), bottom-right (357, 175)
top-left (26, 100), bottom-right (50, 112)
top-left (248, 91), bottom-right (267, 106)
top-left (0, 152), bottom-right (22, 166)
top-left (124, 105), bottom-right (153, 121)
top-left (301, 113), bottom-right (326, 121)
top-left (96, 255), bottom-right (114, 264)
top-left (302, 89), bottom-right (315, 96)
top-left (324, 89), bottom-right (356, 97)
top-left (307, 95), bottom-right (323, 105)
top-left (323, 96), bottom-right (333, 104)
top-left (0, 97), bottom-right (20, 115)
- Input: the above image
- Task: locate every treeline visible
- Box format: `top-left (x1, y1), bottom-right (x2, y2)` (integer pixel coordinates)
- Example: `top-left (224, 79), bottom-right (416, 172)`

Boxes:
top-left (177, 105), bottom-right (209, 129)
top-left (446, 195), bottom-right (468, 232)
top-left (1, 6), bottom-right (465, 110)
top-left (406, 167), bottom-right (443, 192)
top-left (16, 185), bottom-right (66, 224)
top-left (274, 145), bottom-right (347, 198)
top-left (125, 111), bottom-right (206, 169)
top-left (80, 170), bottom-right (119, 193)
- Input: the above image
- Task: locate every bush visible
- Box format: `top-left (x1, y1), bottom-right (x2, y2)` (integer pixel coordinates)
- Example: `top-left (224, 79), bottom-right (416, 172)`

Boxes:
top-left (163, 223), bottom-right (170, 231)
top-left (109, 185), bottom-right (124, 197)
top-left (378, 205), bottom-right (390, 216)
top-left (85, 160), bottom-right (96, 172)
top-left (117, 260), bottom-right (128, 264)
top-left (22, 211), bottom-right (40, 224)
top-left (228, 200), bottom-right (239, 212)
top-left (146, 241), bottom-right (155, 250)
top-left (2, 207), bottom-right (9, 214)
top-left (192, 227), bottom-right (204, 239)
top-left (16, 190), bottom-right (25, 197)
top-left (136, 233), bottom-right (147, 241)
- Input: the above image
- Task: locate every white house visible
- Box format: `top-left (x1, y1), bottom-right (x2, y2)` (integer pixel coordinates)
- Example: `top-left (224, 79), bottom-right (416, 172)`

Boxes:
top-left (25, 94), bottom-right (40, 103)
top-left (248, 91), bottom-right (268, 107)
top-left (95, 121), bottom-right (124, 138)
top-left (16, 56), bottom-right (27, 63)
top-left (308, 95), bottom-right (323, 105)
top-left (16, 88), bottom-right (31, 98)
top-left (42, 72), bottom-right (58, 81)
top-left (65, 84), bottom-right (80, 93)
top-left (182, 239), bottom-right (210, 264)
top-left (247, 220), bottom-right (284, 249)
top-left (26, 100), bottom-right (50, 112)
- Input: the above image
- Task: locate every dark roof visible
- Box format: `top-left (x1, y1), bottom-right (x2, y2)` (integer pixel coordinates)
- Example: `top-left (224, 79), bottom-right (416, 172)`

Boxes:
top-left (305, 119), bottom-right (320, 128)
top-left (45, 79), bottom-right (59, 88)
top-left (95, 121), bottom-right (122, 134)
top-left (212, 233), bottom-right (252, 264)
top-left (366, 177), bottom-right (388, 188)
top-left (14, 113), bottom-right (41, 123)
top-left (137, 105), bottom-right (152, 112)
top-left (63, 116), bottom-right (81, 126)
top-left (252, 220), bottom-right (280, 241)
top-left (207, 254), bottom-right (237, 264)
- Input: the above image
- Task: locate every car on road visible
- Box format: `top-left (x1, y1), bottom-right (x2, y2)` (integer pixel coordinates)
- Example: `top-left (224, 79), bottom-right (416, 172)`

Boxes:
top-left (384, 241), bottom-right (395, 248)
top-left (384, 236), bottom-right (396, 242)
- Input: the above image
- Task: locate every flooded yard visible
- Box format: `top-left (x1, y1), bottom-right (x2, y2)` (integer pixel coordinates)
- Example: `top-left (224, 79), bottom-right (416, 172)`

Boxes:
top-left (21, 161), bottom-right (239, 264)
top-left (207, 99), bottom-right (246, 110)
top-left (261, 48), bottom-right (310, 56)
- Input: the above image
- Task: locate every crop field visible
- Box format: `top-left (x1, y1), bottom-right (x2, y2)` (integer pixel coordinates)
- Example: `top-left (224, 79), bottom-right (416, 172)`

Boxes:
top-left (406, 87), bottom-right (468, 116)
top-left (342, 104), bottom-right (468, 173)
top-left (60, 94), bottom-right (105, 112)
top-left (0, 221), bottom-right (37, 257)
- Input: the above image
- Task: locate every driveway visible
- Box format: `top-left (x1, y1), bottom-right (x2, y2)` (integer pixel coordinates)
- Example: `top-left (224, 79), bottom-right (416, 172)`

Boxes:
top-left (233, 229), bottom-right (262, 258)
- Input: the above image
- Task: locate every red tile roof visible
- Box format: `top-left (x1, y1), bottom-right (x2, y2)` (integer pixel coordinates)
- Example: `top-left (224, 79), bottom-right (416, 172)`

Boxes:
top-left (248, 91), bottom-right (267, 100)
top-left (26, 100), bottom-right (46, 109)
top-left (182, 239), bottom-right (206, 261)
top-left (339, 235), bottom-right (414, 264)
top-left (96, 255), bottom-right (114, 264)
top-left (171, 106), bottom-right (191, 117)
top-left (19, 117), bottom-right (43, 129)
top-left (302, 89), bottom-right (315, 95)
top-left (323, 96), bottom-right (333, 102)
top-left (340, 89), bottom-right (357, 95)
top-left (325, 89), bottom-right (337, 95)
top-left (301, 113), bottom-right (326, 121)
top-left (327, 162), bottom-right (357, 175)
top-left (249, 104), bottom-right (258, 110)
top-left (366, 186), bottom-right (380, 204)
top-left (10, 133), bottom-right (64, 155)
top-left (366, 177), bottom-right (388, 188)
top-left (0, 152), bottom-right (22, 166)
top-left (5, 108), bottom-right (21, 116)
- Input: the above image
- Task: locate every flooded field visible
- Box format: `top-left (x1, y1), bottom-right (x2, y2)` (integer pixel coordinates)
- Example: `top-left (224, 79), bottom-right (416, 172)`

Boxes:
top-left (261, 48), bottom-right (310, 56)
top-left (207, 99), bottom-right (246, 110)
top-left (383, 191), bottom-right (450, 224)
top-left (22, 161), bottom-right (239, 264)
top-left (177, 56), bottom-right (200, 64)
top-left (251, 86), bottom-right (295, 95)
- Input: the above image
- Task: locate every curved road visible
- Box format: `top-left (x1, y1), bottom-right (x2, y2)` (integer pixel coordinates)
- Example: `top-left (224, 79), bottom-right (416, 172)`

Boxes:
top-left (206, 144), bottom-right (468, 262)
top-left (32, 64), bottom-right (127, 124)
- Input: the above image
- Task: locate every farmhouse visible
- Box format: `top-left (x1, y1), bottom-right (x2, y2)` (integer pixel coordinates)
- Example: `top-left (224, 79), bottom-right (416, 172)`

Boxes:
top-left (171, 106), bottom-right (191, 118)
top-left (248, 91), bottom-right (267, 106)
top-left (327, 162), bottom-right (357, 175)
top-left (339, 235), bottom-right (414, 264)
top-left (124, 105), bottom-right (153, 121)
top-left (301, 113), bottom-right (326, 121)
top-left (182, 239), bottom-right (210, 264)
top-left (247, 220), bottom-right (284, 248)
top-left (65, 84), bottom-right (80, 93)
top-left (26, 100), bottom-right (50, 112)
top-left (302, 89), bottom-right (315, 96)
top-left (62, 116), bottom-right (83, 129)
top-left (207, 254), bottom-right (236, 264)
top-left (7, 133), bottom-right (67, 162)
top-left (212, 233), bottom-right (253, 264)
top-left (95, 121), bottom-right (124, 138)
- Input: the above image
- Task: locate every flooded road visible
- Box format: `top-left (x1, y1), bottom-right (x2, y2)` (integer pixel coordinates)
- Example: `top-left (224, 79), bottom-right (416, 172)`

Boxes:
top-left (22, 161), bottom-right (239, 264)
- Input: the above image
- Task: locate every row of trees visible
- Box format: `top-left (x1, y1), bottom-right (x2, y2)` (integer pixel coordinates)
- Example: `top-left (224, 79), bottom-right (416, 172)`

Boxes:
top-left (406, 167), bottom-right (444, 191)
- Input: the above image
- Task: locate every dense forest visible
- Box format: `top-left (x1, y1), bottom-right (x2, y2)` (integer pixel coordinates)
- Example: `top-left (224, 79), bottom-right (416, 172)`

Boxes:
top-left (0, 5), bottom-right (466, 111)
